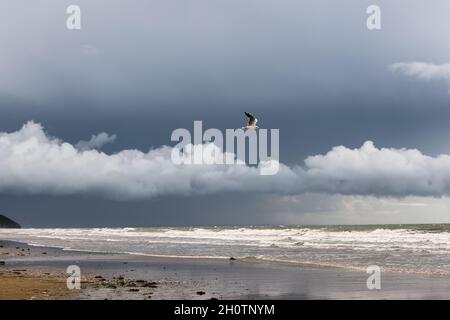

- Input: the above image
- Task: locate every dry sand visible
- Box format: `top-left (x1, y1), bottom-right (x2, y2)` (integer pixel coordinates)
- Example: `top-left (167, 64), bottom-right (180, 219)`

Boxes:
top-left (0, 270), bottom-right (72, 300)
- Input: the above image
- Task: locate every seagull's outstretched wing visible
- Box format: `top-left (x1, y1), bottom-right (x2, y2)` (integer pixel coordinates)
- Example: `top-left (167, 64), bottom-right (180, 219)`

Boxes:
top-left (244, 112), bottom-right (257, 126)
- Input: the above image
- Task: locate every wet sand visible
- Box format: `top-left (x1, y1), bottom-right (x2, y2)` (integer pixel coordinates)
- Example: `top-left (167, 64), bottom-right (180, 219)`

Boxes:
top-left (1, 240), bottom-right (450, 300)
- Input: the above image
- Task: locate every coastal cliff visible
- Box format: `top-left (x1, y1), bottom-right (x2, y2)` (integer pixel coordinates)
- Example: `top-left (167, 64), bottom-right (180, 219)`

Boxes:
top-left (0, 215), bottom-right (21, 228)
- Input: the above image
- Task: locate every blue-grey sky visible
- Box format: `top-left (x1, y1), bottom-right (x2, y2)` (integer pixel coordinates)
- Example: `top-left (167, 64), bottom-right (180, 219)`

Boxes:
top-left (2, 0), bottom-right (450, 226)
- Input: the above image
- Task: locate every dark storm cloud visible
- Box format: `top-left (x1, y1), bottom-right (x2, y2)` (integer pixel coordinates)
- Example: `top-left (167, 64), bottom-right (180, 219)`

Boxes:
top-left (2, 0), bottom-right (450, 162)
top-left (0, 193), bottom-right (286, 228)
top-left (1, 0), bottom-right (449, 108)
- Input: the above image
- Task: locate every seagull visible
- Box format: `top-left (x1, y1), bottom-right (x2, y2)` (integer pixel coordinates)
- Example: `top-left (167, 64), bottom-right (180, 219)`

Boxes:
top-left (242, 112), bottom-right (259, 130)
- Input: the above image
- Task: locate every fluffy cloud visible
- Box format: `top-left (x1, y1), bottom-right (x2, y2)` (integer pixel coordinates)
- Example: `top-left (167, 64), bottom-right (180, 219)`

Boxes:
top-left (2, 122), bottom-right (450, 199)
top-left (76, 132), bottom-right (117, 151)
top-left (389, 62), bottom-right (450, 89)
top-left (302, 141), bottom-right (450, 196)
top-left (0, 122), bottom-right (288, 199)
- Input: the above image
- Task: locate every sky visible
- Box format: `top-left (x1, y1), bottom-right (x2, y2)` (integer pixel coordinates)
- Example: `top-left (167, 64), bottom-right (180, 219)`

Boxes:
top-left (1, 0), bottom-right (450, 227)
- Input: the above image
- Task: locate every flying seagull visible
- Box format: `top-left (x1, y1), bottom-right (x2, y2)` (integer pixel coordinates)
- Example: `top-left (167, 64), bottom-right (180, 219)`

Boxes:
top-left (242, 112), bottom-right (259, 130)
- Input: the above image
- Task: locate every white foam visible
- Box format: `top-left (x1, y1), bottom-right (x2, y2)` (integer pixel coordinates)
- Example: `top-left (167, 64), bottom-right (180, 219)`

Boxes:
top-left (1, 226), bottom-right (449, 274)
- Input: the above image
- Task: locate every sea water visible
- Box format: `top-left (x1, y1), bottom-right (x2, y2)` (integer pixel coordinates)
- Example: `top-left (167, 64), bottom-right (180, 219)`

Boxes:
top-left (1, 224), bottom-right (450, 275)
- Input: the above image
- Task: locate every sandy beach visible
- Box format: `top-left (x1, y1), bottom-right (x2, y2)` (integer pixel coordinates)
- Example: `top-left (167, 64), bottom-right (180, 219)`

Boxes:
top-left (0, 270), bottom-right (71, 300)
top-left (1, 239), bottom-right (450, 300)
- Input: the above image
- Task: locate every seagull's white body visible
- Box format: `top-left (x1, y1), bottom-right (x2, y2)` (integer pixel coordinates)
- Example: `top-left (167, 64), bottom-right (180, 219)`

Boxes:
top-left (242, 112), bottom-right (259, 130)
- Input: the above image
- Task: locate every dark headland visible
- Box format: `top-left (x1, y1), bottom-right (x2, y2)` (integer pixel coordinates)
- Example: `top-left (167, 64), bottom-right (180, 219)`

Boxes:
top-left (0, 215), bottom-right (21, 228)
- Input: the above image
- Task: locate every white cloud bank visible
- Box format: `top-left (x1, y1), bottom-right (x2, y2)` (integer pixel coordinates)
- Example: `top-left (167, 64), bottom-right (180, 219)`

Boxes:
top-left (76, 132), bottom-right (117, 151)
top-left (389, 62), bottom-right (450, 90)
top-left (2, 121), bottom-right (450, 199)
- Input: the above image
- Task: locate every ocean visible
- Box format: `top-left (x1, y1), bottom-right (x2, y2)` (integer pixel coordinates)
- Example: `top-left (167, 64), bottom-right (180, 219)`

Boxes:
top-left (1, 224), bottom-right (449, 275)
